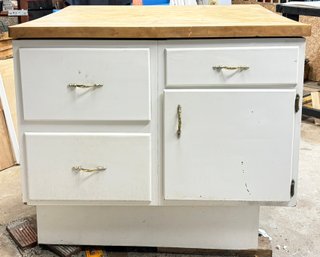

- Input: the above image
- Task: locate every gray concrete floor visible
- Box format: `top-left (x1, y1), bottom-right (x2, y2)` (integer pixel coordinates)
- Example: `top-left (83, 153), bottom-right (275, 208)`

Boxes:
top-left (0, 121), bottom-right (319, 257)
top-left (260, 120), bottom-right (320, 257)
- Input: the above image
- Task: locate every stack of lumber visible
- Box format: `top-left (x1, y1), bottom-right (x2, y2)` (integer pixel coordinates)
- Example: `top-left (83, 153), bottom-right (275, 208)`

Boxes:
top-left (0, 32), bottom-right (13, 60)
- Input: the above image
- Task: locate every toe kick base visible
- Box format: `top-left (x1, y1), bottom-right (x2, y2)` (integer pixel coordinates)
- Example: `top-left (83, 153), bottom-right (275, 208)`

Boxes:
top-left (37, 205), bottom-right (259, 250)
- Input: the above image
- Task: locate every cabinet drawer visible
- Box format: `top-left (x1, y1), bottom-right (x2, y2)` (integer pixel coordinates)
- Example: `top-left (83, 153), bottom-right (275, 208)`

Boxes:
top-left (165, 46), bottom-right (299, 87)
top-left (19, 48), bottom-right (150, 121)
top-left (164, 89), bottom-right (296, 202)
top-left (25, 133), bottom-right (151, 202)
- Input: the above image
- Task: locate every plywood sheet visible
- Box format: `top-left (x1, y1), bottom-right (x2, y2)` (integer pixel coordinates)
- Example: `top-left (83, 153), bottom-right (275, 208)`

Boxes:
top-left (0, 101), bottom-right (15, 171)
top-left (300, 16), bottom-right (320, 81)
top-left (9, 5), bottom-right (310, 39)
top-left (0, 59), bottom-right (16, 134)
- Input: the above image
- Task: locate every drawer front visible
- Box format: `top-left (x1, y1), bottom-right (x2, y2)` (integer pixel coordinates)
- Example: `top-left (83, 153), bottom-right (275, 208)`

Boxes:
top-left (19, 48), bottom-right (150, 121)
top-left (25, 133), bottom-right (151, 202)
top-left (165, 46), bottom-right (299, 87)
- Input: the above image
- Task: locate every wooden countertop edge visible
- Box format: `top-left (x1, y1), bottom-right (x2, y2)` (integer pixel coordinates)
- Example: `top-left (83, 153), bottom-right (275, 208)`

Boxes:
top-left (9, 24), bottom-right (311, 39)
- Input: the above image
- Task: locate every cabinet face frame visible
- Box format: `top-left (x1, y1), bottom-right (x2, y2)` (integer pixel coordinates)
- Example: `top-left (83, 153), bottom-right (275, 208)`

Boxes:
top-left (158, 38), bottom-right (305, 207)
top-left (14, 38), bottom-right (305, 206)
top-left (13, 40), bottom-right (159, 205)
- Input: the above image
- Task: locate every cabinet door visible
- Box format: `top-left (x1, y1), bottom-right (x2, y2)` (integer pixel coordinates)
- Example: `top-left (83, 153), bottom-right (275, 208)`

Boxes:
top-left (164, 89), bottom-right (296, 202)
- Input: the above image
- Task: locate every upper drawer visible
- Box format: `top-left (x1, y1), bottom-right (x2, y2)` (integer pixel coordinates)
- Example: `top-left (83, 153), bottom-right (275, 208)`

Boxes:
top-left (165, 46), bottom-right (299, 87)
top-left (19, 48), bottom-right (150, 121)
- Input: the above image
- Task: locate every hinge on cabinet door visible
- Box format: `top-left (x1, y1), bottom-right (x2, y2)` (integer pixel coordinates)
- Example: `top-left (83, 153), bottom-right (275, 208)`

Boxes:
top-left (290, 179), bottom-right (295, 198)
top-left (295, 94), bottom-right (300, 113)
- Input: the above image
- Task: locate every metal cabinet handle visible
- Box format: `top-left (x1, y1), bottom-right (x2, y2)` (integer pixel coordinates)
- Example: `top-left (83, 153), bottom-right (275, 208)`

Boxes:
top-left (72, 166), bottom-right (106, 172)
top-left (212, 66), bottom-right (249, 72)
top-left (68, 83), bottom-right (103, 89)
top-left (177, 105), bottom-right (182, 138)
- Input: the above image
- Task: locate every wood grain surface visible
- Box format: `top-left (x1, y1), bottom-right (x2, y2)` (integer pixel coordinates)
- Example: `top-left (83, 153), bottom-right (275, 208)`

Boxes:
top-left (9, 5), bottom-right (311, 39)
top-left (0, 59), bottom-right (16, 133)
top-left (158, 237), bottom-right (272, 257)
top-left (0, 102), bottom-right (15, 171)
top-left (0, 58), bottom-right (17, 170)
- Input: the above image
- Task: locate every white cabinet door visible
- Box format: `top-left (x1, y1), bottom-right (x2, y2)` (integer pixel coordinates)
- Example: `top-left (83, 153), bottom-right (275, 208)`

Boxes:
top-left (164, 89), bottom-right (296, 202)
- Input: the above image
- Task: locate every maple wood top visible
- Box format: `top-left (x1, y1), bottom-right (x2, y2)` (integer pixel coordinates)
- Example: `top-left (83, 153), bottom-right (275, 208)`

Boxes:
top-left (9, 5), bottom-right (311, 39)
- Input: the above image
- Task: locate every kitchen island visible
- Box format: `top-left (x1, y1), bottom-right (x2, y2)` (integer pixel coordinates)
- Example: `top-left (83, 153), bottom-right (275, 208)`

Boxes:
top-left (9, 5), bottom-right (310, 249)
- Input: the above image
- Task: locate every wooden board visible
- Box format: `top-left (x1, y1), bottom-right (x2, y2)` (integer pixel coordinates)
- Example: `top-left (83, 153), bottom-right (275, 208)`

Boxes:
top-left (0, 33), bottom-right (13, 60)
top-left (303, 94), bottom-right (312, 107)
top-left (0, 101), bottom-right (15, 171)
top-left (311, 91), bottom-right (320, 125)
top-left (0, 59), bottom-right (19, 166)
top-left (0, 59), bottom-right (16, 134)
top-left (9, 5), bottom-right (311, 39)
top-left (105, 237), bottom-right (272, 257)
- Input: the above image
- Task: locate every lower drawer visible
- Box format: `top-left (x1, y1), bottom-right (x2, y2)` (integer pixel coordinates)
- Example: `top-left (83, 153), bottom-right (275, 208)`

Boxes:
top-left (24, 133), bottom-right (151, 203)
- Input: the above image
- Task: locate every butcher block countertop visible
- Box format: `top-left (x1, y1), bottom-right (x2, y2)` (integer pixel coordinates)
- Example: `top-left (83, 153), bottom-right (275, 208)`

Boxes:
top-left (9, 5), bottom-right (311, 39)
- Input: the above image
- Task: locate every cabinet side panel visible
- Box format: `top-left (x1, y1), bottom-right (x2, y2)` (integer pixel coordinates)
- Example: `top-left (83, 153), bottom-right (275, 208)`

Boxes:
top-left (288, 40), bottom-right (306, 207)
top-left (13, 42), bottom-right (28, 202)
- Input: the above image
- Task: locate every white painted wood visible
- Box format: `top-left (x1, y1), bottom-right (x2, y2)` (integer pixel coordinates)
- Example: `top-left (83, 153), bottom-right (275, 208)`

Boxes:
top-left (165, 46), bottom-right (299, 87)
top-left (158, 38), bottom-right (305, 207)
top-left (37, 205), bottom-right (259, 249)
top-left (164, 89), bottom-right (296, 202)
top-left (0, 75), bottom-right (19, 163)
top-left (13, 38), bottom-right (305, 207)
top-left (287, 39), bottom-right (305, 207)
top-left (13, 41), bottom-right (159, 205)
top-left (12, 38), bottom-right (306, 249)
top-left (19, 48), bottom-right (151, 121)
top-left (25, 133), bottom-right (151, 202)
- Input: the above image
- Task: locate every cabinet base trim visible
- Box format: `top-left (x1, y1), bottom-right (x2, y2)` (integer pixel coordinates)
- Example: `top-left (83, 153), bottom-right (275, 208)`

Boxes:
top-left (37, 206), bottom-right (259, 249)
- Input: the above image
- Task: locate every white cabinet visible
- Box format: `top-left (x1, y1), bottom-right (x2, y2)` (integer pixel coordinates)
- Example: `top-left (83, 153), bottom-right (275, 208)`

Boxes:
top-left (164, 89), bottom-right (296, 202)
top-left (14, 39), bottom-right (305, 248)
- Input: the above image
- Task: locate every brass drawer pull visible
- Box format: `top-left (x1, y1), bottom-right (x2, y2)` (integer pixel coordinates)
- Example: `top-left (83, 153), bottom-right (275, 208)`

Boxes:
top-left (68, 83), bottom-right (103, 89)
top-left (177, 105), bottom-right (182, 138)
top-left (212, 66), bottom-right (249, 72)
top-left (72, 166), bottom-right (106, 172)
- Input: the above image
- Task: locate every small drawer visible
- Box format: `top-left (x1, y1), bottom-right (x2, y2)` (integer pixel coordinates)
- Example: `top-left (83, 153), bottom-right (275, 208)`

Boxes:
top-left (25, 132), bottom-right (151, 202)
top-left (165, 46), bottom-right (299, 87)
top-left (19, 48), bottom-right (150, 121)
